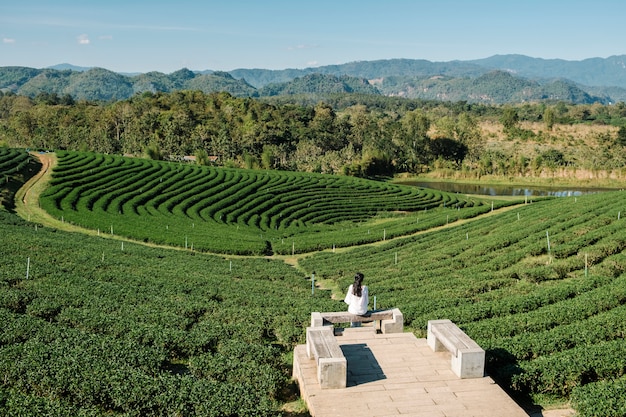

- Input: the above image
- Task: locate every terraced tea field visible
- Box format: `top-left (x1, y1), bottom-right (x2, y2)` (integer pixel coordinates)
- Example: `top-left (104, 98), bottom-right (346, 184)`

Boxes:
top-left (300, 187), bottom-right (626, 411)
top-left (3, 148), bottom-right (626, 416)
top-left (39, 151), bottom-right (504, 255)
top-left (0, 147), bottom-right (40, 211)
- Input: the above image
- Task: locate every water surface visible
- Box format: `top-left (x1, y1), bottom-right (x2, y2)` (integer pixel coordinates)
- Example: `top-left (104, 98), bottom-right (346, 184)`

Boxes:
top-left (403, 181), bottom-right (618, 197)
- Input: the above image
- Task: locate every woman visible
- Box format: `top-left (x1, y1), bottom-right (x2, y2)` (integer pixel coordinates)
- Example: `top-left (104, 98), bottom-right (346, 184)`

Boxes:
top-left (344, 272), bottom-right (369, 326)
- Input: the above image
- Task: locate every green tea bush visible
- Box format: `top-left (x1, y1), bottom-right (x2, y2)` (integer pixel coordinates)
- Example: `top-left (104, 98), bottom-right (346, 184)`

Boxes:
top-left (571, 377), bottom-right (626, 417)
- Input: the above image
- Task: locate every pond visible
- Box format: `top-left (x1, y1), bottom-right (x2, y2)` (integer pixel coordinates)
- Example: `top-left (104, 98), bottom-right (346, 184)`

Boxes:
top-left (402, 181), bottom-right (619, 197)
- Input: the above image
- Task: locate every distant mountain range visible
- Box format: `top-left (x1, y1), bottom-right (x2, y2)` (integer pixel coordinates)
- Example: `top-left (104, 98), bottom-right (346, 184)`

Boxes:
top-left (1, 54), bottom-right (626, 104)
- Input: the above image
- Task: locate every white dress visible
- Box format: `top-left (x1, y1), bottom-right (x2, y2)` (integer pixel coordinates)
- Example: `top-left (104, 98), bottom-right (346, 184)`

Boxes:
top-left (344, 284), bottom-right (369, 315)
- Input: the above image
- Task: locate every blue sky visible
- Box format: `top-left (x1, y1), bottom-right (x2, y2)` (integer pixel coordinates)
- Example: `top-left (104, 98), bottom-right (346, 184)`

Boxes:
top-left (1, 0), bottom-right (625, 73)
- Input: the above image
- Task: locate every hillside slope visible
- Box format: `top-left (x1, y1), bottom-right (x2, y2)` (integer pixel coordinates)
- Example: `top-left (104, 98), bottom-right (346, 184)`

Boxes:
top-left (2, 147), bottom-right (626, 416)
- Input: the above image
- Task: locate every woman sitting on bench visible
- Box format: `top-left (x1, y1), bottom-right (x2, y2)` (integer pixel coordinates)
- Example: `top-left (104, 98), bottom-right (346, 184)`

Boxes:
top-left (344, 272), bottom-right (369, 327)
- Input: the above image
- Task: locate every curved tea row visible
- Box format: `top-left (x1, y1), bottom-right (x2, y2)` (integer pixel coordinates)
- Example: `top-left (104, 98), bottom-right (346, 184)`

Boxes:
top-left (0, 148), bottom-right (31, 178)
top-left (40, 151), bottom-right (497, 254)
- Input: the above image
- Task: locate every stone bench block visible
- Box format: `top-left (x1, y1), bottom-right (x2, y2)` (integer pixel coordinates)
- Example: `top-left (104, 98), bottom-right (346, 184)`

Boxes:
top-left (427, 319), bottom-right (485, 378)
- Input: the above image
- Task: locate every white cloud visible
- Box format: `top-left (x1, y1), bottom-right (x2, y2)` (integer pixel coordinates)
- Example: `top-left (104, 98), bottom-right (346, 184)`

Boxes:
top-left (3, 37), bottom-right (16, 44)
top-left (77, 34), bottom-right (90, 45)
top-left (287, 44), bottom-right (318, 51)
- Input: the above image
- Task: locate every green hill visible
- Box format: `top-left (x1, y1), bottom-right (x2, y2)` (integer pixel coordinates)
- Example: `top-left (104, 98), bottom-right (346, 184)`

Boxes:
top-left (38, 151), bottom-right (495, 255)
top-left (259, 73), bottom-right (380, 96)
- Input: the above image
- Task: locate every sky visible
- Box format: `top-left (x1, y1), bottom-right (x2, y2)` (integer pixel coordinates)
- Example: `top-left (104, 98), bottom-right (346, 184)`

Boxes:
top-left (1, 0), bottom-right (625, 74)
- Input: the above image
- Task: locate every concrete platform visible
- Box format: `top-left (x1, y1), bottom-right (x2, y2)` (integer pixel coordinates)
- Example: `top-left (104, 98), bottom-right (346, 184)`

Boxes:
top-left (293, 328), bottom-right (529, 417)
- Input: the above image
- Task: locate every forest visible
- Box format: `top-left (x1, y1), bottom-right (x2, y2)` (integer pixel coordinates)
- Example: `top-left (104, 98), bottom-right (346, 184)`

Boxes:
top-left (1, 89), bottom-right (626, 180)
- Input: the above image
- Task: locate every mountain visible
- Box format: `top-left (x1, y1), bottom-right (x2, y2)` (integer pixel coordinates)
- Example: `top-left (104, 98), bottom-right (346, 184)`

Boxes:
top-left (230, 59), bottom-right (487, 88)
top-left (259, 73), bottom-right (380, 96)
top-left (47, 63), bottom-right (91, 72)
top-left (0, 67), bottom-right (257, 101)
top-left (1, 55), bottom-right (626, 103)
top-left (469, 54), bottom-right (626, 88)
top-left (369, 70), bottom-right (607, 104)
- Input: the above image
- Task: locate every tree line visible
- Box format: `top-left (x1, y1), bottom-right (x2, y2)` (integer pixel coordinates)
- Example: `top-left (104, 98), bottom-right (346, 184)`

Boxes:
top-left (1, 89), bottom-right (626, 177)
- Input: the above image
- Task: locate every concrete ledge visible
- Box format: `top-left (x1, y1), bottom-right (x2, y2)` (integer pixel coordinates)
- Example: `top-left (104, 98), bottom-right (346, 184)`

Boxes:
top-left (318, 357), bottom-right (347, 389)
top-left (311, 308), bottom-right (403, 333)
top-left (427, 319), bottom-right (485, 378)
top-left (380, 308), bottom-right (403, 333)
top-left (306, 326), bottom-right (347, 389)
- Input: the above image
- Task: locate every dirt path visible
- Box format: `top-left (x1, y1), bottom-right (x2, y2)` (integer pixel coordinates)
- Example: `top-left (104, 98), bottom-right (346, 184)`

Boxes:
top-left (15, 152), bottom-right (57, 225)
top-left (15, 152), bottom-right (101, 236)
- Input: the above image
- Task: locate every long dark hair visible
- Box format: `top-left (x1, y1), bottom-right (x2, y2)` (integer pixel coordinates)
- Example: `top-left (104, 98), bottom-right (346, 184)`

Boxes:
top-left (352, 272), bottom-right (364, 297)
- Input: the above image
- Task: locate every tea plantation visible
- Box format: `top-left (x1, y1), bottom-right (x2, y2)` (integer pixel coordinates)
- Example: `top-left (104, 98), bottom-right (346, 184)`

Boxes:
top-left (39, 151), bottom-right (504, 255)
top-left (2, 148), bottom-right (626, 416)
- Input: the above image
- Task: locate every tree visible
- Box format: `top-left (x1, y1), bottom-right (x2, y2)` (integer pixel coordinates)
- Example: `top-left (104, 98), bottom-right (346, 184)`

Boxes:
top-left (398, 109), bottom-right (431, 171)
top-left (500, 107), bottom-right (519, 132)
top-left (361, 148), bottom-right (393, 177)
top-left (401, 109), bottom-right (430, 140)
top-left (429, 138), bottom-right (468, 167)
top-left (145, 142), bottom-right (163, 160)
top-left (541, 149), bottom-right (565, 168)
top-left (194, 148), bottom-right (210, 165)
top-left (260, 145), bottom-right (276, 169)
top-left (617, 126), bottom-right (626, 147)
top-left (543, 107), bottom-right (555, 131)
top-left (310, 102), bottom-right (345, 151)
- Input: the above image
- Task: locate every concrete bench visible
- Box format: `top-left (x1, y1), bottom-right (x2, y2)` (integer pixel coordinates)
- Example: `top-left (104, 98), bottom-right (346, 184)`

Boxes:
top-left (427, 319), bottom-right (485, 378)
top-left (310, 308), bottom-right (404, 333)
top-left (305, 326), bottom-right (347, 389)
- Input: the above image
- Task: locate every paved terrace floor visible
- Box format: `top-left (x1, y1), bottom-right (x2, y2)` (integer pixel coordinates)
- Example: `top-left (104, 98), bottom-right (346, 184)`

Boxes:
top-left (293, 327), bottom-right (530, 417)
